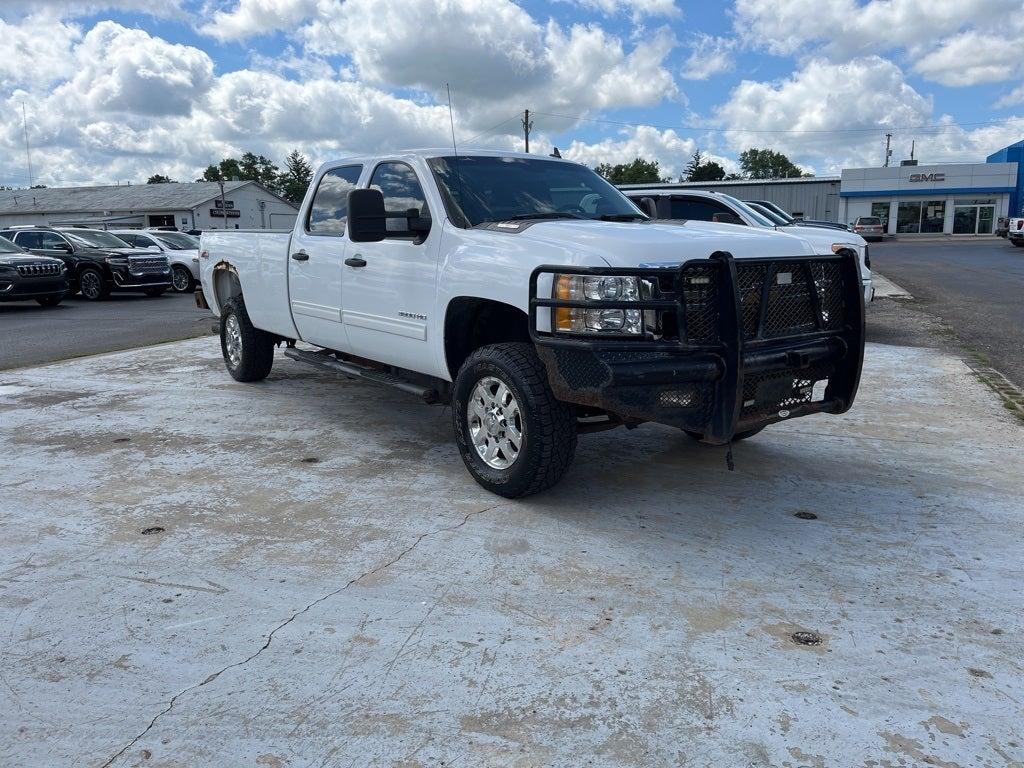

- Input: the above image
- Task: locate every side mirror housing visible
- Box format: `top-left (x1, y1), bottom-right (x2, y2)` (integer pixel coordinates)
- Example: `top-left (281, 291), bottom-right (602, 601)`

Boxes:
top-left (712, 212), bottom-right (743, 225)
top-left (347, 189), bottom-right (388, 242)
top-left (147, 244), bottom-right (162, 251)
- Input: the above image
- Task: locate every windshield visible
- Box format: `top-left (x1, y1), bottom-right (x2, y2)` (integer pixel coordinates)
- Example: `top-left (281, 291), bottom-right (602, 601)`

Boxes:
top-left (428, 155), bottom-right (646, 226)
top-left (0, 235), bottom-right (23, 253)
top-left (747, 203), bottom-right (790, 226)
top-left (716, 194), bottom-right (777, 227)
top-left (153, 232), bottom-right (199, 250)
top-left (859, 217), bottom-right (881, 225)
top-left (63, 230), bottom-right (133, 249)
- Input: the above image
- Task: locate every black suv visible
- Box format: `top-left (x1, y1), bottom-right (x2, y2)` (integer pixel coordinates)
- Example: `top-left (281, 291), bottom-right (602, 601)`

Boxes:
top-left (0, 235), bottom-right (69, 307)
top-left (1, 227), bottom-right (172, 300)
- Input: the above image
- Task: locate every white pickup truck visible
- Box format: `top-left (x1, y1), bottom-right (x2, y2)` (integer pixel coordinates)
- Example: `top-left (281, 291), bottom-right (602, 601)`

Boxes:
top-left (198, 149), bottom-right (865, 497)
top-left (1008, 215), bottom-right (1024, 247)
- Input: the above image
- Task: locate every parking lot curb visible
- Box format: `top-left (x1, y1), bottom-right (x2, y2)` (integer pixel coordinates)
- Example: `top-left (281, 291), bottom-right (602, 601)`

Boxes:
top-left (965, 359), bottom-right (1024, 423)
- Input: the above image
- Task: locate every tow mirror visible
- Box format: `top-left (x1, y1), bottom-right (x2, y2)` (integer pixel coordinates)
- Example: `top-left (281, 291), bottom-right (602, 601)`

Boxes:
top-left (347, 188), bottom-right (388, 242)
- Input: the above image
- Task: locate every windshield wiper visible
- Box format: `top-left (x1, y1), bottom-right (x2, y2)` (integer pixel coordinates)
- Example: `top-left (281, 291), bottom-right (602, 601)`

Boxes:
top-left (598, 213), bottom-right (647, 221)
top-left (500, 212), bottom-right (585, 221)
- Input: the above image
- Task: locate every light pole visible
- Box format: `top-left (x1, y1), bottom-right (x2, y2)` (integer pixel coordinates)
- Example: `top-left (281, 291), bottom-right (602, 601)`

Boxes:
top-left (217, 178), bottom-right (226, 229)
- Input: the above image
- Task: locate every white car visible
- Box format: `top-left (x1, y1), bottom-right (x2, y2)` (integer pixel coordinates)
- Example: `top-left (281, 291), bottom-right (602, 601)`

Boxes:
top-left (198, 150), bottom-right (866, 497)
top-left (622, 187), bottom-right (874, 304)
top-left (109, 230), bottom-right (201, 292)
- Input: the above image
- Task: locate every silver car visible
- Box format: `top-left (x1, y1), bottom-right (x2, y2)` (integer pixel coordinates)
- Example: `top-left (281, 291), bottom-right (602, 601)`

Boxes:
top-left (852, 216), bottom-right (885, 242)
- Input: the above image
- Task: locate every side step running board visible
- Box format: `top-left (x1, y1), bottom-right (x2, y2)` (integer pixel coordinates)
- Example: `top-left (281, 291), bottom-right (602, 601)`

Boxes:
top-left (283, 348), bottom-right (439, 403)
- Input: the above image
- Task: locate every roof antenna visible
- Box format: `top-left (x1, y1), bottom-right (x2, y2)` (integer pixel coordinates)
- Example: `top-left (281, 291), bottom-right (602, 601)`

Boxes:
top-left (446, 83), bottom-right (466, 223)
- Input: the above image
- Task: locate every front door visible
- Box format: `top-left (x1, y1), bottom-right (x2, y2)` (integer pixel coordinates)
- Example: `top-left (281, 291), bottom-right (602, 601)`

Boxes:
top-left (287, 164), bottom-right (362, 351)
top-left (340, 161), bottom-right (439, 375)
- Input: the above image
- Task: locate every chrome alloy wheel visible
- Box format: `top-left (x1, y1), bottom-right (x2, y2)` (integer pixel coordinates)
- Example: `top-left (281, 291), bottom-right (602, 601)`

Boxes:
top-left (224, 313), bottom-right (243, 369)
top-left (467, 376), bottom-right (523, 469)
top-left (172, 266), bottom-right (191, 292)
top-left (81, 271), bottom-right (102, 299)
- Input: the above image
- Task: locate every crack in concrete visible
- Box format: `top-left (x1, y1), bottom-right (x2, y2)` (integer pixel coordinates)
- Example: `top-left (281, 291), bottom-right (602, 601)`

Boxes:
top-left (99, 501), bottom-right (506, 767)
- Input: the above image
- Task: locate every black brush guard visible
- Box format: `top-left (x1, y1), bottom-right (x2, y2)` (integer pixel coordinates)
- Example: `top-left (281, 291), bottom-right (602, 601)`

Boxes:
top-left (528, 250), bottom-right (865, 444)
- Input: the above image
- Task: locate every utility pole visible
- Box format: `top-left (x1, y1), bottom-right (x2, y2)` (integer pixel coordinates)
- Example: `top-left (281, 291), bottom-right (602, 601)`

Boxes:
top-left (217, 178), bottom-right (226, 229)
top-left (883, 133), bottom-right (893, 167)
top-left (21, 103), bottom-right (32, 188)
top-left (522, 109), bottom-right (533, 153)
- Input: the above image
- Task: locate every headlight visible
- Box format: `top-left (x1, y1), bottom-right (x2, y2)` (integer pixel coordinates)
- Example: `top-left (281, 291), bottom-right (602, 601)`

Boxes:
top-left (553, 274), bottom-right (642, 334)
top-left (105, 255), bottom-right (129, 266)
top-left (830, 243), bottom-right (859, 254)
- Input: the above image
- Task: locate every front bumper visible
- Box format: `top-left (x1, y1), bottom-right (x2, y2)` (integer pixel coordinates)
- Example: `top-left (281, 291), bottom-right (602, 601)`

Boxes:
top-left (109, 266), bottom-right (172, 290)
top-left (529, 250), bottom-right (865, 444)
top-left (0, 273), bottom-right (69, 302)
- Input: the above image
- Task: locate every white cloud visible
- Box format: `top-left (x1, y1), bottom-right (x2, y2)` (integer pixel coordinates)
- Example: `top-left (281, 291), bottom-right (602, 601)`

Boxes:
top-left (0, 12), bottom-right (81, 89)
top-left (715, 56), bottom-right (934, 171)
top-left (913, 31), bottom-right (1022, 87)
top-left (996, 85), bottom-right (1024, 109)
top-left (559, 125), bottom-right (737, 180)
top-left (199, 0), bottom-right (320, 42)
top-left (680, 34), bottom-right (734, 80)
top-left (564, 0), bottom-right (680, 19)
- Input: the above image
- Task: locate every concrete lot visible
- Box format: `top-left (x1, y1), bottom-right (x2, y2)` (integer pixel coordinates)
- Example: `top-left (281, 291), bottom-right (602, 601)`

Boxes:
top-left (1, 337), bottom-right (1023, 767)
top-left (870, 238), bottom-right (1024, 387)
top-left (0, 291), bottom-right (212, 371)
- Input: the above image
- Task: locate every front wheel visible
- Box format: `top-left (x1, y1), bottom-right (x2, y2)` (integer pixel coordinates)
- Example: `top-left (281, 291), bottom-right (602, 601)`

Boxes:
top-left (171, 265), bottom-right (195, 292)
top-left (220, 296), bottom-right (275, 382)
top-left (79, 268), bottom-right (109, 301)
top-left (453, 343), bottom-right (577, 498)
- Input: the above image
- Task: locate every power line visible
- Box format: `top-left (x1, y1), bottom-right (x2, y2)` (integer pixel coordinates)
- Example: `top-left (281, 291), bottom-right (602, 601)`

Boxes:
top-left (464, 113), bottom-right (525, 144)
top-left (525, 110), bottom-right (1024, 136)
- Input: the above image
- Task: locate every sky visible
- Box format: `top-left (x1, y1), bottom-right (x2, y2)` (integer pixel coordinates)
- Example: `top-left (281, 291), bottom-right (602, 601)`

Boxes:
top-left (1, 0), bottom-right (1023, 187)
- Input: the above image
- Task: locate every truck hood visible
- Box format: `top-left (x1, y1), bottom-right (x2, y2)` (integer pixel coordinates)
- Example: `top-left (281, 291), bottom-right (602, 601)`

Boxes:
top-left (499, 219), bottom-right (816, 268)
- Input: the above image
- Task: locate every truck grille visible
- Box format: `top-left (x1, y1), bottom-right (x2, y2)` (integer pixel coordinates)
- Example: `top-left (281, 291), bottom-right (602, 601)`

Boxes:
top-left (129, 255), bottom-right (169, 275)
top-left (17, 262), bottom-right (62, 276)
top-left (735, 260), bottom-right (845, 340)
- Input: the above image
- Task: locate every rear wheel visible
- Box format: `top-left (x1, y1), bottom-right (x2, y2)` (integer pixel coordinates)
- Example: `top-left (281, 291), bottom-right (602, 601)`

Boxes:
top-left (453, 343), bottom-right (576, 498)
top-left (171, 265), bottom-right (195, 292)
top-left (220, 296), bottom-right (275, 382)
top-left (36, 296), bottom-right (62, 307)
top-left (79, 268), bottom-right (109, 301)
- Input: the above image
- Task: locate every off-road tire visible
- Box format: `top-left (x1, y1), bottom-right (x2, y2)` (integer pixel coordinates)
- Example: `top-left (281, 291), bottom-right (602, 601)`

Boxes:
top-left (144, 288), bottom-right (166, 298)
top-left (36, 296), bottom-right (63, 307)
top-left (453, 343), bottom-right (577, 498)
top-left (684, 425), bottom-right (766, 442)
top-left (172, 265), bottom-right (195, 293)
top-left (220, 296), bottom-right (275, 382)
top-left (79, 267), bottom-right (109, 301)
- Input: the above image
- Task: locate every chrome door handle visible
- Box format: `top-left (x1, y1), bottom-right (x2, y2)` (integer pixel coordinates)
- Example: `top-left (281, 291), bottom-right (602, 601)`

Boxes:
top-left (344, 256), bottom-right (367, 268)
top-left (291, 250), bottom-right (309, 261)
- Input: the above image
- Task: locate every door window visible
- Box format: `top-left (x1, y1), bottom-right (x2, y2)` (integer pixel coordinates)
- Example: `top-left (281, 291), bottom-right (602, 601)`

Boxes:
top-left (40, 232), bottom-right (71, 249)
top-left (118, 233), bottom-right (147, 247)
top-left (669, 198), bottom-right (737, 222)
top-left (307, 165), bottom-right (363, 234)
top-left (369, 162), bottom-right (430, 236)
top-left (13, 232), bottom-right (41, 248)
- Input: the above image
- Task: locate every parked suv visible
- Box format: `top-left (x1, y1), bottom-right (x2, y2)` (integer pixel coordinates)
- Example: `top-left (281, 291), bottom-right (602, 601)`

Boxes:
top-left (621, 188), bottom-right (873, 304)
top-left (0, 235), bottom-right (68, 307)
top-left (1, 227), bottom-right (171, 300)
top-left (745, 200), bottom-right (850, 232)
top-left (851, 217), bottom-right (885, 242)
top-left (108, 229), bottom-right (200, 292)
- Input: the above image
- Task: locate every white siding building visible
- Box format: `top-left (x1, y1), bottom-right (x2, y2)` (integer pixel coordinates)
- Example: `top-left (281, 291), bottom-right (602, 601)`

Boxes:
top-left (0, 181), bottom-right (299, 231)
top-left (839, 162), bottom-right (1019, 236)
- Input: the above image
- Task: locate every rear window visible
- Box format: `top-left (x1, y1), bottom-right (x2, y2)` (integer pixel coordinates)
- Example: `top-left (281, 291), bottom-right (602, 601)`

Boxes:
top-left (859, 217), bottom-right (881, 225)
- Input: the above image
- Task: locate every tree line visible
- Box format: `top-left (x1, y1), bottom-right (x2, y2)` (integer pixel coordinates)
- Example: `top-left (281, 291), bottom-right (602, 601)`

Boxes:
top-left (147, 149), bottom-right (314, 204)
top-left (594, 147), bottom-right (808, 185)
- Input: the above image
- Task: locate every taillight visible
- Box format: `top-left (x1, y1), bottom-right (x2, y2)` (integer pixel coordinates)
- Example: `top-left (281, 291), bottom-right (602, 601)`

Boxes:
top-left (1017, 221), bottom-right (1023, 231)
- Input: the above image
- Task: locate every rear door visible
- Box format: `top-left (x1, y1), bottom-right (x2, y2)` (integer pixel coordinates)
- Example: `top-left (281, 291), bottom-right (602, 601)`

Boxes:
top-left (340, 160), bottom-right (439, 374)
top-left (287, 164), bottom-right (362, 351)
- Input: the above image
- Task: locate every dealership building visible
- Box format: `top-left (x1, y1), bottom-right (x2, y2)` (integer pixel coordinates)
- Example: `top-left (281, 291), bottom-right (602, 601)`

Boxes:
top-left (0, 181), bottom-right (299, 231)
top-left (648, 139), bottom-right (1024, 237)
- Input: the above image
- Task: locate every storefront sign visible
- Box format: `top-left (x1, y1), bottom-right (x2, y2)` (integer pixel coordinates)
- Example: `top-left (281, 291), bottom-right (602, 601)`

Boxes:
top-left (209, 208), bottom-right (241, 218)
top-left (908, 173), bottom-right (945, 182)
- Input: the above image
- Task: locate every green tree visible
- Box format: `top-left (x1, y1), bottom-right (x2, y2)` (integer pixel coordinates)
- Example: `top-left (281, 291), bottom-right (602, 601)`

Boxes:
top-left (239, 152), bottom-right (281, 188)
top-left (147, 174), bottom-right (176, 184)
top-left (738, 148), bottom-right (805, 179)
top-left (198, 158), bottom-right (243, 183)
top-left (277, 149), bottom-right (314, 203)
top-left (594, 157), bottom-right (666, 184)
top-left (682, 149), bottom-right (726, 182)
